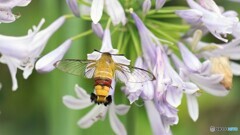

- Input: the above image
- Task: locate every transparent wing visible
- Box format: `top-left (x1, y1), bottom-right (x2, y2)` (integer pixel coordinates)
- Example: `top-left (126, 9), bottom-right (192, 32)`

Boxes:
top-left (54, 59), bottom-right (96, 78)
top-left (115, 64), bottom-right (155, 83)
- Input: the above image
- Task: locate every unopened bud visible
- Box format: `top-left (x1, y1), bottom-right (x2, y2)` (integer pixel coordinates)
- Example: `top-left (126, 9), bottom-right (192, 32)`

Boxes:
top-left (210, 57), bottom-right (233, 90)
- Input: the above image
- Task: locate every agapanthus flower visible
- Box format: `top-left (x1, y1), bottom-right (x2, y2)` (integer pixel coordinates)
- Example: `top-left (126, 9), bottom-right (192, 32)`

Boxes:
top-left (91, 0), bottom-right (127, 25)
top-left (185, 34), bottom-right (240, 76)
top-left (122, 57), bottom-right (154, 104)
top-left (170, 42), bottom-right (229, 121)
top-left (176, 0), bottom-right (239, 42)
top-left (66, 0), bottom-right (80, 17)
top-left (63, 83), bottom-right (130, 135)
top-left (0, 0), bottom-right (31, 23)
top-left (35, 39), bottom-right (73, 73)
top-left (131, 11), bottom-right (199, 133)
top-left (142, 0), bottom-right (166, 14)
top-left (0, 16), bottom-right (65, 90)
top-left (88, 24), bottom-right (130, 66)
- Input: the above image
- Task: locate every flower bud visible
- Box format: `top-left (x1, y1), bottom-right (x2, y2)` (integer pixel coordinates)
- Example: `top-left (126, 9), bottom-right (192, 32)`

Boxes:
top-left (210, 57), bottom-right (233, 90)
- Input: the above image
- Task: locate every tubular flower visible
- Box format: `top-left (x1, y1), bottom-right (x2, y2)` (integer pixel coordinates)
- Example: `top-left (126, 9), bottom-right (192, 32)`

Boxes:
top-left (176, 0), bottom-right (239, 42)
top-left (35, 39), bottom-right (73, 73)
top-left (0, 16), bottom-right (65, 90)
top-left (91, 0), bottom-right (127, 25)
top-left (185, 34), bottom-right (240, 76)
top-left (170, 42), bottom-right (230, 121)
top-left (122, 57), bottom-right (154, 104)
top-left (131, 11), bottom-right (198, 133)
top-left (88, 27), bottom-right (130, 66)
top-left (66, 0), bottom-right (80, 17)
top-left (63, 83), bottom-right (130, 135)
top-left (0, 0), bottom-right (31, 23)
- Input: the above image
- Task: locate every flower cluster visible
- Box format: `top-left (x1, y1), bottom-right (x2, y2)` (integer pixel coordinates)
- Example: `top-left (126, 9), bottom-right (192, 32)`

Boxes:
top-left (0, 0), bottom-right (239, 134)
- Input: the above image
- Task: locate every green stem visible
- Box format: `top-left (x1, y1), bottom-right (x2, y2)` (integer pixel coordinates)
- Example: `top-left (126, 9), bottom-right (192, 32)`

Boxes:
top-left (128, 25), bottom-right (142, 56)
top-left (117, 31), bottom-right (124, 51)
top-left (71, 30), bottom-right (93, 41)
top-left (78, 0), bottom-right (91, 6)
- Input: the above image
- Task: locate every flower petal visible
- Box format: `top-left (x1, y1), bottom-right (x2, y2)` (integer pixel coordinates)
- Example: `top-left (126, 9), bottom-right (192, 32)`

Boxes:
top-left (31, 16), bottom-right (66, 54)
top-left (155, 0), bottom-right (166, 10)
top-left (142, 0), bottom-right (151, 15)
top-left (63, 95), bottom-right (92, 110)
top-left (178, 42), bottom-right (202, 72)
top-left (145, 101), bottom-right (170, 135)
top-left (230, 62), bottom-right (240, 76)
top-left (183, 82), bottom-right (199, 94)
top-left (90, 0), bottom-right (104, 24)
top-left (175, 9), bottom-right (203, 25)
top-left (66, 0), bottom-right (80, 17)
top-left (109, 105), bottom-right (127, 135)
top-left (35, 39), bottom-right (72, 73)
top-left (0, 9), bottom-right (16, 23)
top-left (78, 105), bottom-right (108, 128)
top-left (112, 55), bottom-right (131, 65)
top-left (115, 104), bottom-right (130, 115)
top-left (92, 23), bottom-right (104, 39)
top-left (0, 56), bottom-right (19, 91)
top-left (141, 81), bottom-right (154, 100)
top-left (166, 86), bottom-right (183, 107)
top-left (75, 84), bottom-right (90, 99)
top-left (186, 94), bottom-right (199, 121)
top-left (0, 0), bottom-right (31, 8)
top-left (105, 0), bottom-right (127, 25)
top-left (191, 74), bottom-right (229, 96)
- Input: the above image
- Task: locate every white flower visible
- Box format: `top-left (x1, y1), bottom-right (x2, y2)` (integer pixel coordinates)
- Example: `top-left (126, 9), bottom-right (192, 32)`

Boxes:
top-left (0, 16), bottom-right (65, 90)
top-left (91, 0), bottom-right (127, 25)
top-left (176, 0), bottom-right (239, 42)
top-left (87, 28), bottom-right (130, 65)
top-left (35, 39), bottom-right (73, 73)
top-left (63, 84), bottom-right (130, 135)
top-left (0, 0), bottom-right (31, 23)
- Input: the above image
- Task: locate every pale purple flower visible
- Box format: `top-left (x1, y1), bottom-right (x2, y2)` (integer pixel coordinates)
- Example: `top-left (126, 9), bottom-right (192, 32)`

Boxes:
top-left (131, 11), bottom-right (197, 108)
top-left (0, 0), bottom-right (31, 23)
top-left (131, 11), bottom-right (199, 133)
top-left (91, 0), bottom-right (127, 25)
top-left (0, 16), bottom-right (65, 90)
top-left (185, 37), bottom-right (240, 76)
top-left (63, 83), bottom-right (130, 135)
top-left (92, 22), bottom-right (104, 39)
top-left (66, 0), bottom-right (80, 17)
top-left (155, 0), bottom-right (166, 10)
top-left (170, 42), bottom-right (229, 121)
top-left (122, 57), bottom-right (154, 104)
top-left (176, 0), bottom-right (239, 42)
top-left (142, 0), bottom-right (151, 15)
top-left (177, 42), bottom-right (229, 96)
top-left (35, 39), bottom-right (72, 73)
top-left (145, 101), bottom-right (172, 135)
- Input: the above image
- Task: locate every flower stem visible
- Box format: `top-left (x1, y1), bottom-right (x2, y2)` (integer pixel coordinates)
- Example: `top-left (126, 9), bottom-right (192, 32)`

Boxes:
top-left (64, 14), bottom-right (75, 19)
top-left (191, 30), bottom-right (202, 51)
top-left (78, 0), bottom-right (91, 6)
top-left (71, 30), bottom-right (93, 41)
top-left (128, 25), bottom-right (142, 56)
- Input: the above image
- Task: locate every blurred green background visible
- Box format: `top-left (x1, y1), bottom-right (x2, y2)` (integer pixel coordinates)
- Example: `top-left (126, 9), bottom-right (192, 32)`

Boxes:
top-left (0, 0), bottom-right (240, 135)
